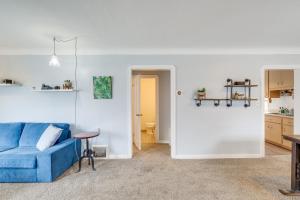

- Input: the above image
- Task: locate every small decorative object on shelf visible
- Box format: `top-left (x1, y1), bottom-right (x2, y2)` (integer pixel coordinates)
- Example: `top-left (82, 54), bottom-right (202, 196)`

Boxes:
top-left (41, 84), bottom-right (53, 90)
top-left (32, 81), bottom-right (76, 92)
top-left (2, 79), bottom-right (13, 84)
top-left (193, 78), bottom-right (258, 108)
top-left (233, 81), bottom-right (245, 86)
top-left (232, 92), bottom-right (245, 100)
top-left (197, 88), bottom-right (206, 99)
top-left (63, 80), bottom-right (73, 90)
top-left (0, 79), bottom-right (22, 86)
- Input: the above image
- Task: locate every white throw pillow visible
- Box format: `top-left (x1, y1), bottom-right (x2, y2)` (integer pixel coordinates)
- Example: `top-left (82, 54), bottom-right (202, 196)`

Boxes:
top-left (36, 125), bottom-right (63, 151)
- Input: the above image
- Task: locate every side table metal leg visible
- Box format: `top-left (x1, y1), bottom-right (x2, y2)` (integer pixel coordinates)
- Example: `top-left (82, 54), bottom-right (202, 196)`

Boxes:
top-left (76, 157), bottom-right (83, 173)
top-left (91, 156), bottom-right (96, 171)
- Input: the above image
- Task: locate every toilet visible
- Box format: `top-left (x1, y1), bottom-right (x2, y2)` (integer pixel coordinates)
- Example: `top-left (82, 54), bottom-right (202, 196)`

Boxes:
top-left (145, 122), bottom-right (155, 134)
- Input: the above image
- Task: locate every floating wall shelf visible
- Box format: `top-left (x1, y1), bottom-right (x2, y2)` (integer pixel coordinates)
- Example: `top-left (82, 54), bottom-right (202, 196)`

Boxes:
top-left (224, 84), bottom-right (258, 88)
top-left (194, 78), bottom-right (258, 108)
top-left (194, 98), bottom-right (258, 107)
top-left (32, 89), bottom-right (78, 92)
top-left (0, 83), bottom-right (22, 87)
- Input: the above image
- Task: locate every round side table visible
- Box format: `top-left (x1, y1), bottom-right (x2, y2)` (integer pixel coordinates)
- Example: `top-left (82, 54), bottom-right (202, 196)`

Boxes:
top-left (73, 132), bottom-right (99, 172)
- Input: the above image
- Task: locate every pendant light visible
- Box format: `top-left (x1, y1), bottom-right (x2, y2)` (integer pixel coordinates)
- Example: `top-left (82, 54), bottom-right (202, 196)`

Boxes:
top-left (47, 36), bottom-right (78, 128)
top-left (49, 37), bottom-right (60, 67)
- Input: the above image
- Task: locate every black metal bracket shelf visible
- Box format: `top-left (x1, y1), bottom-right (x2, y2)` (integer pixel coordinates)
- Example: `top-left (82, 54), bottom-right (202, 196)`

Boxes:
top-left (194, 78), bottom-right (258, 108)
top-left (194, 98), bottom-right (226, 107)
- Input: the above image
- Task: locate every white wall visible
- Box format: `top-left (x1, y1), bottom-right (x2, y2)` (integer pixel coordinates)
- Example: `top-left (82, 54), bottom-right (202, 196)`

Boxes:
top-left (1, 55), bottom-right (300, 157)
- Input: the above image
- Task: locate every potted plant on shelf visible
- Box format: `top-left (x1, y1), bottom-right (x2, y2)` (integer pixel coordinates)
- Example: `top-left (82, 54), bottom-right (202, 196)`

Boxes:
top-left (197, 88), bottom-right (206, 99)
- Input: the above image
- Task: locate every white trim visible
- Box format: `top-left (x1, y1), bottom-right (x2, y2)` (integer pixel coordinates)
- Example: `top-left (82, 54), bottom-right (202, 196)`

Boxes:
top-left (108, 154), bottom-right (132, 159)
top-left (158, 140), bottom-right (170, 144)
top-left (128, 65), bottom-right (176, 158)
top-left (261, 65), bottom-right (300, 158)
top-left (3, 48), bottom-right (300, 55)
top-left (260, 67), bottom-right (266, 158)
top-left (174, 154), bottom-right (263, 159)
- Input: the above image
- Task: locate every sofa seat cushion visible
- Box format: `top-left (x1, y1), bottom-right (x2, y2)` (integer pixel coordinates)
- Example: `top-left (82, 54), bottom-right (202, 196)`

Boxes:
top-left (0, 146), bottom-right (14, 152)
top-left (1, 146), bottom-right (40, 155)
top-left (0, 123), bottom-right (24, 148)
top-left (0, 154), bottom-right (36, 168)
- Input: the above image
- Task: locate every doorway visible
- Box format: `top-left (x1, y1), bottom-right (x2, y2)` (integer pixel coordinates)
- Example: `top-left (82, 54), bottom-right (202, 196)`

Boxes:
top-left (132, 75), bottom-right (159, 150)
top-left (263, 68), bottom-right (294, 156)
top-left (128, 65), bottom-right (176, 158)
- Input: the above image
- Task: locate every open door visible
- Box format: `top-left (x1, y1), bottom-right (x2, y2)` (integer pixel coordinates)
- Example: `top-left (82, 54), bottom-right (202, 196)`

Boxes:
top-left (132, 75), bottom-right (142, 150)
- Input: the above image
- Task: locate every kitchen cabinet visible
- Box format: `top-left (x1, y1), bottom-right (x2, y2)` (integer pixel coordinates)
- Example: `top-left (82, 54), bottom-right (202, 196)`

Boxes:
top-left (265, 122), bottom-right (271, 141)
top-left (282, 125), bottom-right (293, 149)
top-left (283, 117), bottom-right (294, 126)
top-left (269, 70), bottom-right (281, 90)
top-left (281, 70), bottom-right (294, 89)
top-left (265, 115), bottom-right (281, 123)
top-left (265, 121), bottom-right (282, 144)
top-left (265, 114), bottom-right (294, 150)
top-left (269, 70), bottom-right (294, 90)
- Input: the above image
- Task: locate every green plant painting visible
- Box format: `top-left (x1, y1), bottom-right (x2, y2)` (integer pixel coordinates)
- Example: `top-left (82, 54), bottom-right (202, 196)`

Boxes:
top-left (93, 76), bottom-right (112, 99)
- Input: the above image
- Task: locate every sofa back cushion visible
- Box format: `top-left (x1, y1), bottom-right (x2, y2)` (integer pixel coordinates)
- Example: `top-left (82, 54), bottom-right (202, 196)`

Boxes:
top-left (19, 123), bottom-right (70, 147)
top-left (54, 124), bottom-right (71, 144)
top-left (0, 123), bottom-right (24, 148)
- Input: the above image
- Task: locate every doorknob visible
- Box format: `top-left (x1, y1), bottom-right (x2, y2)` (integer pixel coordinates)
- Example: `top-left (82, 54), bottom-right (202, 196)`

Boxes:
top-left (136, 114), bottom-right (143, 116)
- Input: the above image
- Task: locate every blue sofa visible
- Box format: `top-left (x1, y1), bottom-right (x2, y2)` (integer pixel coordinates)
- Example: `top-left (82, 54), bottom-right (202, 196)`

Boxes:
top-left (0, 123), bottom-right (81, 183)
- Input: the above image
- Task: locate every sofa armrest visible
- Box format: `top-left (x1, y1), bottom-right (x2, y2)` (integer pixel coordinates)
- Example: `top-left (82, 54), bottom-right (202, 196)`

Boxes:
top-left (36, 138), bottom-right (81, 182)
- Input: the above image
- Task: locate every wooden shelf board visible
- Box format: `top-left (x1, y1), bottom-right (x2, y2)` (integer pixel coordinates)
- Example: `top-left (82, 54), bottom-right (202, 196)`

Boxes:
top-left (194, 98), bottom-right (227, 101)
top-left (32, 89), bottom-right (78, 92)
top-left (230, 98), bottom-right (258, 101)
top-left (0, 83), bottom-right (22, 87)
top-left (194, 98), bottom-right (258, 101)
top-left (224, 84), bottom-right (258, 88)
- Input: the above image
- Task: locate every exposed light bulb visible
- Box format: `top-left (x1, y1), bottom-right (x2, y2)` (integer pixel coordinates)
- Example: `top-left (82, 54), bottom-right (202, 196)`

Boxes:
top-left (49, 54), bottom-right (60, 67)
top-left (49, 37), bottom-right (60, 67)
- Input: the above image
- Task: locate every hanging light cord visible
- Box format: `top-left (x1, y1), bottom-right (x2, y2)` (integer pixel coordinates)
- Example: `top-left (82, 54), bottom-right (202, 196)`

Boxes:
top-left (54, 37), bottom-right (78, 128)
top-left (53, 37), bottom-right (80, 161)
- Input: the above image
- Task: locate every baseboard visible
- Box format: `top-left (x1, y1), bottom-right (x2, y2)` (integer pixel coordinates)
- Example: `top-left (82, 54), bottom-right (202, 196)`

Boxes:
top-left (174, 154), bottom-right (263, 159)
top-left (158, 140), bottom-right (170, 144)
top-left (108, 154), bottom-right (132, 159)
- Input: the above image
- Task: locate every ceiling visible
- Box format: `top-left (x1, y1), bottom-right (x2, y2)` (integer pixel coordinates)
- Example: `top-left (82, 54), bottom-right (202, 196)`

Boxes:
top-left (1, 0), bottom-right (300, 54)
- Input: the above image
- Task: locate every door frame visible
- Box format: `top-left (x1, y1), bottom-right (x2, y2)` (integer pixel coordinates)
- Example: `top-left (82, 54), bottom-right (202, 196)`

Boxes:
top-left (261, 65), bottom-right (299, 157)
top-left (128, 65), bottom-right (176, 158)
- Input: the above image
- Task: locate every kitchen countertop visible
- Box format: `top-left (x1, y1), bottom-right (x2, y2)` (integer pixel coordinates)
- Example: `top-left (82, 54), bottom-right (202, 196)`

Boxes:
top-left (265, 113), bottom-right (294, 119)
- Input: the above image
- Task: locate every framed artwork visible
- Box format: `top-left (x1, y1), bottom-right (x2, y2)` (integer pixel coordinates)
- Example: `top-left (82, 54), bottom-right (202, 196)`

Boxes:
top-left (93, 76), bottom-right (112, 99)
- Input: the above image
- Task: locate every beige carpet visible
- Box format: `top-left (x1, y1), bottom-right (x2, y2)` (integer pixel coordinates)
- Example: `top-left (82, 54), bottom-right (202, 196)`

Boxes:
top-left (0, 144), bottom-right (297, 200)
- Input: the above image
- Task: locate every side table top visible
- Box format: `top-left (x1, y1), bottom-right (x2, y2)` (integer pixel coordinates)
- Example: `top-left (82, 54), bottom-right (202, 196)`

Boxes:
top-left (73, 132), bottom-right (100, 139)
top-left (283, 135), bottom-right (300, 143)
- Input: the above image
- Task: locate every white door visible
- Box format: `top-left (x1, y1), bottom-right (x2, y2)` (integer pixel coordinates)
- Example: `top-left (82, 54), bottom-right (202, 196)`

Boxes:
top-left (132, 75), bottom-right (142, 150)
